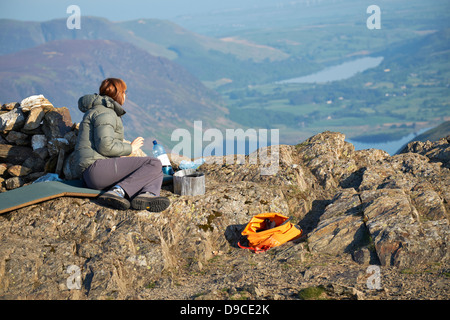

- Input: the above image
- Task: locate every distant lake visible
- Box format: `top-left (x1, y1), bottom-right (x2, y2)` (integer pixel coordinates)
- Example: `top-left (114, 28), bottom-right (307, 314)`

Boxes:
top-left (278, 56), bottom-right (384, 84)
top-left (346, 127), bottom-right (432, 155)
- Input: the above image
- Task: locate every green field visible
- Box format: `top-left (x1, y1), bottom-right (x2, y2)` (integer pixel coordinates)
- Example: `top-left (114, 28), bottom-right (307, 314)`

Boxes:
top-left (216, 22), bottom-right (450, 144)
top-left (171, 0), bottom-right (447, 145)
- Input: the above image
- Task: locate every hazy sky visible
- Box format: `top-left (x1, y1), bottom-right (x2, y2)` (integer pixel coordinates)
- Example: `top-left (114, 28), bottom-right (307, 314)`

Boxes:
top-left (0, 0), bottom-right (278, 21)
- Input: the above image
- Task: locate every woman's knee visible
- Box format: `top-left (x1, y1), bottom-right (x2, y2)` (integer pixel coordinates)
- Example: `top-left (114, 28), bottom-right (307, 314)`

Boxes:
top-left (151, 157), bottom-right (162, 170)
top-left (139, 157), bottom-right (162, 176)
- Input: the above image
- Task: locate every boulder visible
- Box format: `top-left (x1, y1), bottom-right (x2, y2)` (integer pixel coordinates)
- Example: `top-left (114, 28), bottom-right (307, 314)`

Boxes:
top-left (5, 131), bottom-right (29, 146)
top-left (42, 107), bottom-right (73, 140)
top-left (307, 188), bottom-right (365, 255)
top-left (20, 94), bottom-right (53, 112)
top-left (31, 134), bottom-right (47, 151)
top-left (400, 136), bottom-right (450, 168)
top-left (1, 102), bottom-right (19, 111)
top-left (0, 144), bottom-right (33, 164)
top-left (23, 106), bottom-right (45, 130)
top-left (7, 164), bottom-right (32, 177)
top-left (0, 108), bottom-right (25, 132)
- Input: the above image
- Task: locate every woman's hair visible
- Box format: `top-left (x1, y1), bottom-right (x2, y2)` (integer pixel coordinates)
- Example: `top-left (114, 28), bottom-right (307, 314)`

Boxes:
top-left (99, 78), bottom-right (127, 105)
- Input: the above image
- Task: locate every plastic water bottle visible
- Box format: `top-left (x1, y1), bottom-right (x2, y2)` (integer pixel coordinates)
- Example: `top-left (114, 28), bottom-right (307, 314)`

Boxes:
top-left (152, 140), bottom-right (174, 175)
top-left (179, 158), bottom-right (205, 170)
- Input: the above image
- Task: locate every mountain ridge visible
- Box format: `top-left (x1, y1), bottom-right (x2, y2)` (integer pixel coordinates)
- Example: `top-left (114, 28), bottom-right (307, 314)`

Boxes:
top-left (0, 38), bottom-right (233, 152)
top-left (0, 16), bottom-right (295, 86)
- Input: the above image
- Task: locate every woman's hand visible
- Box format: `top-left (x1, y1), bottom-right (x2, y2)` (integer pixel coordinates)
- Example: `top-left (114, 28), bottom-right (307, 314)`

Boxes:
top-left (131, 137), bottom-right (144, 154)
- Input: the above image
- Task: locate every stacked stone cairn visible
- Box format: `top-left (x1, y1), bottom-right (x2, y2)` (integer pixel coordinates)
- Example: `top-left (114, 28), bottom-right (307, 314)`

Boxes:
top-left (0, 95), bottom-right (78, 192)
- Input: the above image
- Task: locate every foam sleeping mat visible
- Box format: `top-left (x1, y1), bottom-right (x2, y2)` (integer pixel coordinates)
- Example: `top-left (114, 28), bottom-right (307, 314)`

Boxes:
top-left (0, 180), bottom-right (102, 214)
top-left (0, 175), bottom-right (173, 214)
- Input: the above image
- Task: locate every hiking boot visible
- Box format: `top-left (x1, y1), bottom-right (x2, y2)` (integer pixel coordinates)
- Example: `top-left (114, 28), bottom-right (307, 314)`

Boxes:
top-left (131, 192), bottom-right (171, 212)
top-left (97, 186), bottom-right (130, 210)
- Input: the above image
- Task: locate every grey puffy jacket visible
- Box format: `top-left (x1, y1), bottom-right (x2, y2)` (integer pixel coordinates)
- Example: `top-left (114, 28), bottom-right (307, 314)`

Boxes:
top-left (72, 94), bottom-right (132, 178)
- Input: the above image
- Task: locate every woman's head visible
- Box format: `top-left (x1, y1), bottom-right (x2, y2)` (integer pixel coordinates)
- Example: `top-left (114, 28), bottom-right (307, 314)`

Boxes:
top-left (99, 78), bottom-right (127, 105)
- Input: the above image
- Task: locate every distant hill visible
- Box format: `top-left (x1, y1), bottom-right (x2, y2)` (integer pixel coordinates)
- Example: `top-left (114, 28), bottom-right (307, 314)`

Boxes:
top-left (0, 39), bottom-right (234, 152)
top-left (117, 18), bottom-right (289, 63)
top-left (412, 121), bottom-right (450, 142)
top-left (0, 17), bottom-right (177, 58)
top-left (0, 17), bottom-right (298, 86)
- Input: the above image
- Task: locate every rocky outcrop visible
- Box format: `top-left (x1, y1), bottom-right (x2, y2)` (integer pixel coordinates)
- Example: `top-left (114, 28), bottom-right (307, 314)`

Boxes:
top-left (303, 133), bottom-right (449, 269)
top-left (399, 135), bottom-right (450, 169)
top-left (0, 97), bottom-right (449, 300)
top-left (0, 95), bottom-right (77, 190)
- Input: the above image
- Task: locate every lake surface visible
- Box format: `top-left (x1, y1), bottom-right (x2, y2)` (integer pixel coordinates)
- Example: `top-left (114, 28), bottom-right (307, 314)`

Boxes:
top-left (346, 127), bottom-right (431, 155)
top-left (278, 56), bottom-right (384, 84)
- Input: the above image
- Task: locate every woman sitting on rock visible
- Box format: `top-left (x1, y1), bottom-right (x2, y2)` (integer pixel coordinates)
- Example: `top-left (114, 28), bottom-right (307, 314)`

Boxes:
top-left (72, 78), bottom-right (170, 212)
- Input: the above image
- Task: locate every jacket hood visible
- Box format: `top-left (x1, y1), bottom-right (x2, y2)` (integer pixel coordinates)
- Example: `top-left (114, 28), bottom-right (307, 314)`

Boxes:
top-left (78, 94), bottom-right (126, 117)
